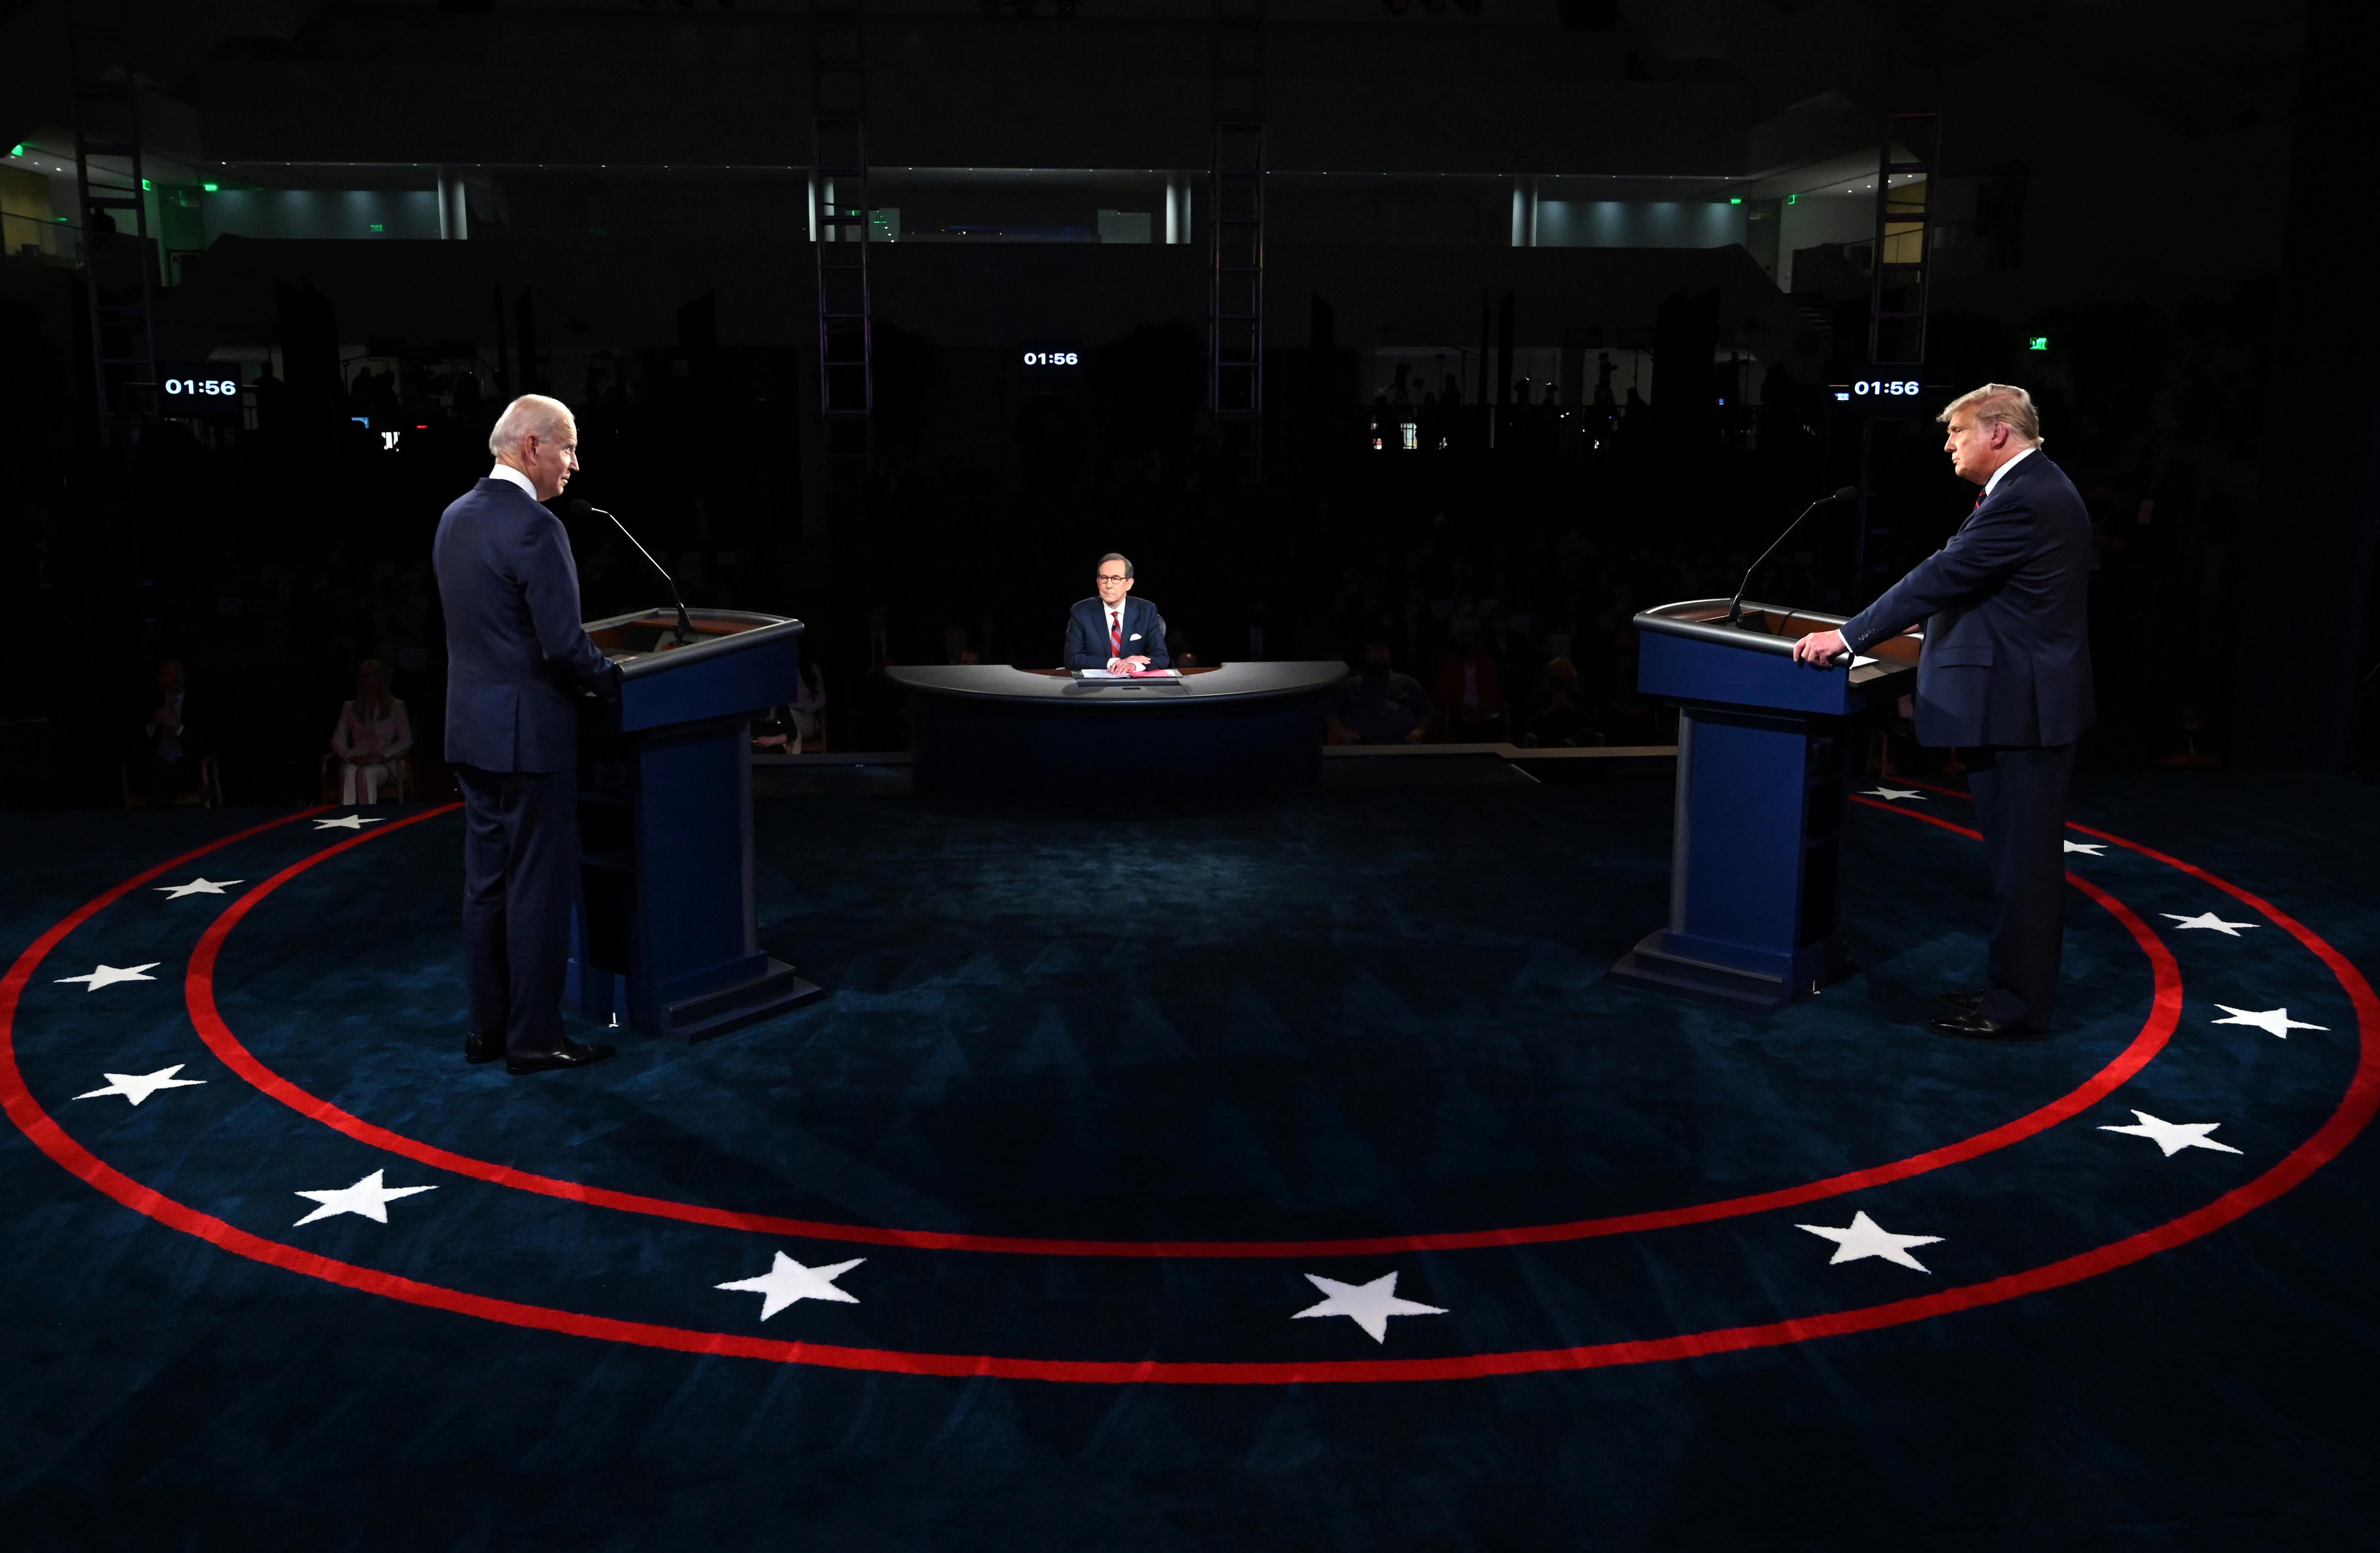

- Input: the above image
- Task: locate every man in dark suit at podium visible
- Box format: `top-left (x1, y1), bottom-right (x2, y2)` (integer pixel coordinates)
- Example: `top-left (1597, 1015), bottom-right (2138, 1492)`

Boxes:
top-left (433, 394), bottom-right (618, 1076)
top-left (1792, 384), bottom-right (2094, 1041)
top-left (1064, 553), bottom-right (1171, 671)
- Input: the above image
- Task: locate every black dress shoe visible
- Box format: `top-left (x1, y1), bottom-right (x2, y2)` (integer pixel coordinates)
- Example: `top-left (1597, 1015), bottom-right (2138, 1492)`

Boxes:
top-left (1938, 989), bottom-right (1987, 1013)
top-left (465, 1031), bottom-right (506, 1065)
top-left (506, 1038), bottom-right (617, 1075)
top-left (1928, 1012), bottom-right (2048, 1042)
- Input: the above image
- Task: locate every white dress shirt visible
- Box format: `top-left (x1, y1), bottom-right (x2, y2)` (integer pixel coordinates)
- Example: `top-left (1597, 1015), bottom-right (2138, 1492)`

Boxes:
top-left (488, 463), bottom-right (539, 500)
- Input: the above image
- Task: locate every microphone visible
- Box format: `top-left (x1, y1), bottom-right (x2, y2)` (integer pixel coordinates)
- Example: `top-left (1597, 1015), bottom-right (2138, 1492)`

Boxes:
top-left (583, 504), bottom-right (695, 647)
top-left (1723, 486), bottom-right (1859, 630)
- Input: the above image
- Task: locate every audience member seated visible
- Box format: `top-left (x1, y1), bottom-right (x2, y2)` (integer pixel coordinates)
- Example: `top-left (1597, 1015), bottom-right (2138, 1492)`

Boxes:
top-left (134, 658), bottom-right (210, 806)
top-left (752, 660), bottom-right (829, 755)
top-left (329, 658), bottom-right (413, 804)
top-left (1327, 642), bottom-right (1434, 745)
top-left (1434, 629), bottom-right (1506, 742)
top-left (1519, 656), bottom-right (1596, 748)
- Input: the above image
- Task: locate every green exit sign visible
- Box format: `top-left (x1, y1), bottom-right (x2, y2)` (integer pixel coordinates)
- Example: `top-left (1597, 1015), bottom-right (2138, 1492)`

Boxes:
top-left (2028, 336), bottom-right (2049, 351)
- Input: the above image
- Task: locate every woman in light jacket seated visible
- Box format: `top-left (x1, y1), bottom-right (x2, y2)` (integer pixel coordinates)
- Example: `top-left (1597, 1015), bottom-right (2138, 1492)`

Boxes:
top-left (330, 658), bottom-right (413, 804)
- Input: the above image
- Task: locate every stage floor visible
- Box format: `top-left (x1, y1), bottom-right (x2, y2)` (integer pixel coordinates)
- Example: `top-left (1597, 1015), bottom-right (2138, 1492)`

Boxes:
top-left (3, 772), bottom-right (2375, 1549)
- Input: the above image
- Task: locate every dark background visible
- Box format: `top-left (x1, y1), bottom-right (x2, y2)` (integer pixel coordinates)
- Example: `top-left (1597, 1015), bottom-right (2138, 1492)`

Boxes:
top-left (0, 0), bottom-right (2371, 806)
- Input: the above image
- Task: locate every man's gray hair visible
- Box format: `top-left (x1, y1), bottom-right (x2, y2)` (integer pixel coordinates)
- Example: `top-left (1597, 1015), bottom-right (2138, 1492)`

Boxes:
top-left (489, 393), bottom-right (576, 456)
top-left (1938, 383), bottom-right (2043, 447)
top-left (1097, 551), bottom-right (1135, 580)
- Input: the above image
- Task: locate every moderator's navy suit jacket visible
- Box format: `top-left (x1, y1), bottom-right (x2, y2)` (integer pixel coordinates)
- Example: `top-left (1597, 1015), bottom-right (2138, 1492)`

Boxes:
top-left (433, 478), bottom-right (614, 773)
top-left (1841, 451), bottom-right (2095, 749)
top-left (1063, 595), bottom-right (1169, 669)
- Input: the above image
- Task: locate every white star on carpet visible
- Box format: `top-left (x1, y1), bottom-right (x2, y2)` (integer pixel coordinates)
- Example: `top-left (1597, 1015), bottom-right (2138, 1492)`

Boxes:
top-left (73, 1064), bottom-right (206, 1106)
top-left (2099, 1110), bottom-right (2243, 1157)
top-left (2163, 912), bottom-right (2256, 937)
top-left (2212, 1005), bottom-right (2327, 1040)
top-left (312, 814), bottom-right (386, 831)
top-left (52, 962), bottom-right (160, 992)
top-left (2062, 841), bottom-right (2106, 856)
top-left (1796, 1210), bottom-right (1943, 1273)
top-left (1861, 787), bottom-right (1922, 802)
top-left (1291, 1271), bottom-right (1448, 1343)
top-left (292, 1169), bottom-right (437, 1226)
top-left (155, 877), bottom-right (243, 899)
top-left (715, 1251), bottom-right (864, 1319)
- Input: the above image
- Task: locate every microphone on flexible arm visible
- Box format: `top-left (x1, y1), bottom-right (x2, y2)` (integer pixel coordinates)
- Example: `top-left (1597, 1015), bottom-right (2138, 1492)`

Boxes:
top-left (582, 505), bottom-right (695, 647)
top-left (1723, 486), bottom-right (1861, 631)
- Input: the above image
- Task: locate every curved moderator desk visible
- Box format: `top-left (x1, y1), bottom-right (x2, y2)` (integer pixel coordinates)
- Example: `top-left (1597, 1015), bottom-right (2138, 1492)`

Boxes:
top-left (886, 662), bottom-right (1349, 794)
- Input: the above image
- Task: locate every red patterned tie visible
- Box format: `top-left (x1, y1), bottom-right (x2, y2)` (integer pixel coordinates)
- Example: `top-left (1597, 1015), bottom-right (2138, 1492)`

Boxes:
top-left (1110, 609), bottom-right (1123, 660)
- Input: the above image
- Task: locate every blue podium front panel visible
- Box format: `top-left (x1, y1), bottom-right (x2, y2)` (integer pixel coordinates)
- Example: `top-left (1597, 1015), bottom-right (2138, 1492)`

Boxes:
top-left (1613, 599), bottom-right (1910, 1006)
top-left (1667, 711), bottom-right (1815, 981)
top-left (569, 609), bottom-right (819, 1039)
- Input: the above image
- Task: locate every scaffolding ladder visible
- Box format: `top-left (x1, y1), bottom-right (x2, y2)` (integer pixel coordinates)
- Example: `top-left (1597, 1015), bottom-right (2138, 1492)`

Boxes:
top-left (64, 0), bottom-right (159, 432)
top-left (1852, 1), bottom-right (1945, 604)
top-left (1864, 4), bottom-right (1942, 367)
top-left (1209, 0), bottom-right (1265, 448)
top-left (812, 0), bottom-right (872, 493)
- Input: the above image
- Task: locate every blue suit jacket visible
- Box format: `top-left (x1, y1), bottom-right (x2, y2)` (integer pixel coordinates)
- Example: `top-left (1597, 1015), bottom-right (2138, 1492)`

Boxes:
top-left (1063, 595), bottom-right (1169, 669)
top-left (1841, 451), bottom-right (2095, 749)
top-left (432, 478), bottom-right (614, 773)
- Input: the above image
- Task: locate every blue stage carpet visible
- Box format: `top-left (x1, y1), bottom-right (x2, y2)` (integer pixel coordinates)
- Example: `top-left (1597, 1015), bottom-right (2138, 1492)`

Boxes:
top-left (1, 772), bottom-right (2374, 1550)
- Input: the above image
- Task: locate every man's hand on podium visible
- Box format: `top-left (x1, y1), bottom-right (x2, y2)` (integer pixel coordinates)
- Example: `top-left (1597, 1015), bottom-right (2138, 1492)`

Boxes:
top-left (1791, 628), bottom-right (1848, 668)
top-left (1114, 654), bottom-right (1153, 673)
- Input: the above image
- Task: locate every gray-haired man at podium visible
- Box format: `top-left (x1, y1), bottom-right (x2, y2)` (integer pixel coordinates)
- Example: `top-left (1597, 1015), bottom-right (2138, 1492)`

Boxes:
top-left (1792, 384), bottom-right (2094, 1042)
top-left (433, 394), bottom-right (619, 1076)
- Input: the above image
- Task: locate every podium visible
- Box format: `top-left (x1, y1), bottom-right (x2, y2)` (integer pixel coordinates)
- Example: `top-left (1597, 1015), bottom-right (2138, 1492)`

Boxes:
top-left (1611, 599), bottom-right (1918, 1007)
top-left (566, 607), bottom-right (823, 1040)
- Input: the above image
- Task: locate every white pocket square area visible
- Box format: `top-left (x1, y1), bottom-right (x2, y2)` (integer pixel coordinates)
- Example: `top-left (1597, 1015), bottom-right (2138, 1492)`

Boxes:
top-left (1129, 633), bottom-right (1142, 640)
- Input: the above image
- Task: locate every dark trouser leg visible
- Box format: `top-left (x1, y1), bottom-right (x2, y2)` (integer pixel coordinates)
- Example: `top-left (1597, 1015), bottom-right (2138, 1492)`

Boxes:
top-left (453, 764), bottom-right (513, 1042)
top-left (1967, 743), bottom-right (2076, 1030)
top-left (504, 765), bottom-right (578, 1054)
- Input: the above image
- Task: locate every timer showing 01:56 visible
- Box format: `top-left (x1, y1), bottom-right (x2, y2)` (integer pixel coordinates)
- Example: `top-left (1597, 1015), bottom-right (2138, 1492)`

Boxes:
top-left (1022, 351), bottom-right (1079, 368)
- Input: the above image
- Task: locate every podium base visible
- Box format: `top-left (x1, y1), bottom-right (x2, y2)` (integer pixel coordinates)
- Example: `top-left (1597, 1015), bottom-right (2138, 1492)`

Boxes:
top-left (569, 956), bottom-right (824, 1042)
top-left (661, 957), bottom-right (824, 1041)
top-left (1608, 930), bottom-right (1841, 1009)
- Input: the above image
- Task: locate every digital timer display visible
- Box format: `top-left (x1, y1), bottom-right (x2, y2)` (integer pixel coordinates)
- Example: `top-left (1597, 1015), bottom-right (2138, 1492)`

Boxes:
top-left (1020, 341), bottom-right (1084, 375)
top-left (1831, 374), bottom-right (1930, 408)
top-left (161, 366), bottom-right (243, 414)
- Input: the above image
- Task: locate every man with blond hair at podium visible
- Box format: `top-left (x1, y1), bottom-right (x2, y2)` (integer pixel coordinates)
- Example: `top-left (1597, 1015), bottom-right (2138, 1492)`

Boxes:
top-left (433, 393), bottom-right (618, 1076)
top-left (1792, 384), bottom-right (2094, 1042)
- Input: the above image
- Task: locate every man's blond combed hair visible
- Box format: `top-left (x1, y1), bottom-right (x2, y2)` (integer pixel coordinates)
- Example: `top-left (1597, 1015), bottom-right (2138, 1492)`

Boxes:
top-left (1937, 383), bottom-right (2042, 447)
